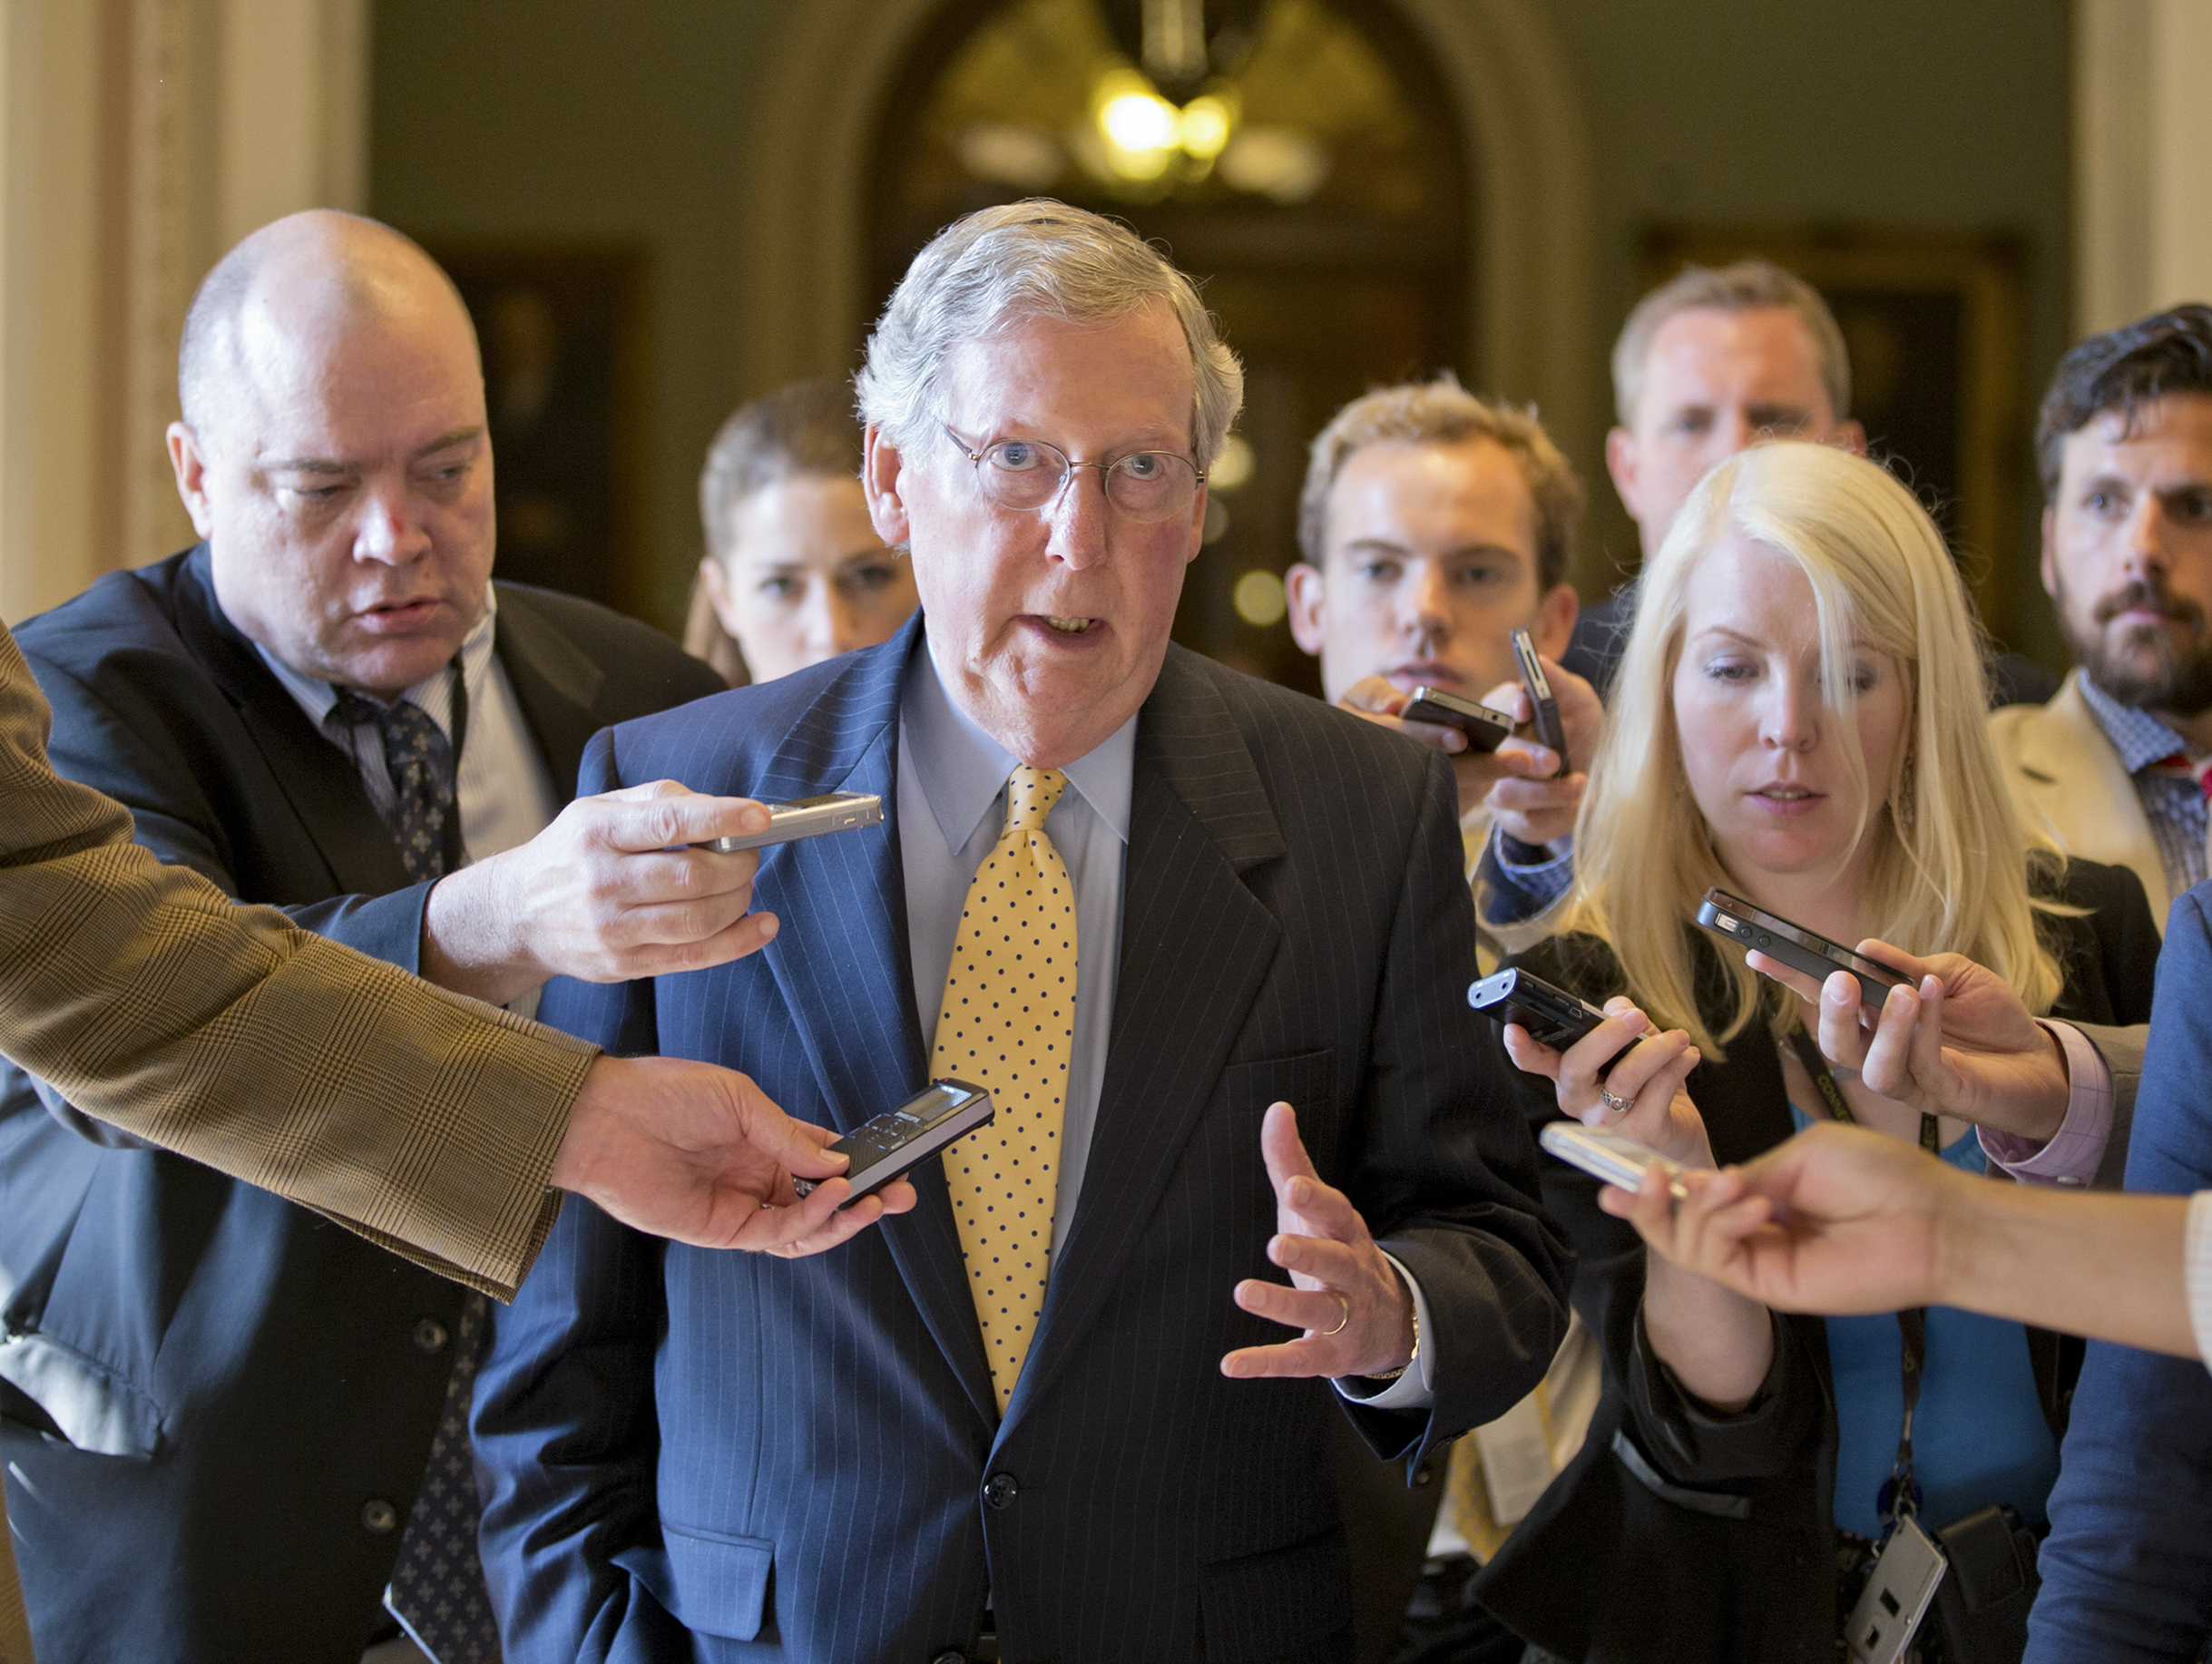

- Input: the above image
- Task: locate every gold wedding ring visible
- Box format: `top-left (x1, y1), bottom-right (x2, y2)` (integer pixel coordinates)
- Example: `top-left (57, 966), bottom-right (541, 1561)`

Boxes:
top-left (1322, 1294), bottom-right (1350, 1336)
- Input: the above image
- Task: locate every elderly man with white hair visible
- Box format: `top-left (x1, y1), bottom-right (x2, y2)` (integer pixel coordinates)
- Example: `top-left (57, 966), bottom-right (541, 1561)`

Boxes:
top-left (472, 201), bottom-right (1572, 1663)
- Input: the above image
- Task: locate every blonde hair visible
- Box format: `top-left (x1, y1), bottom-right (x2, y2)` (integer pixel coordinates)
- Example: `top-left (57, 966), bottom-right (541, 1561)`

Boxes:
top-left (1562, 442), bottom-right (2063, 1055)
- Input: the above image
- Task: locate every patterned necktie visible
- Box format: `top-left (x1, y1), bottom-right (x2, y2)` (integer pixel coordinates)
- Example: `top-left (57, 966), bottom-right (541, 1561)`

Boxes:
top-left (933, 766), bottom-right (1078, 1414)
top-left (2149, 751), bottom-right (2212, 890)
top-left (324, 690), bottom-right (500, 1663)
top-left (325, 690), bottom-right (457, 884)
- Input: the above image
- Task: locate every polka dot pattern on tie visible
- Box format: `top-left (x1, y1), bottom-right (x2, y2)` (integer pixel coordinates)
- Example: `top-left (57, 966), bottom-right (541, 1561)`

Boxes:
top-left (932, 765), bottom-right (1078, 1414)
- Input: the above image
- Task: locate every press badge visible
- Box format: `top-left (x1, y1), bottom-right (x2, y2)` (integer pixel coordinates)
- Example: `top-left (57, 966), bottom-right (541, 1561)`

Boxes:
top-left (1845, 1515), bottom-right (1947, 1664)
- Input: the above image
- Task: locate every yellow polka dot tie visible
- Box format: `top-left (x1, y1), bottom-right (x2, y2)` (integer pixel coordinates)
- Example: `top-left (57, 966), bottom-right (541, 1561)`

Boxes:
top-left (932, 765), bottom-right (1078, 1414)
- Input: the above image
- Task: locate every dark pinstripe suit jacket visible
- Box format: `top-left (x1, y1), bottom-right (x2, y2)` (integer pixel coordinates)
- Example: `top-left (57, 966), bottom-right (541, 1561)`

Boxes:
top-left (476, 613), bottom-right (1572, 1663)
top-left (0, 548), bottom-right (721, 1664)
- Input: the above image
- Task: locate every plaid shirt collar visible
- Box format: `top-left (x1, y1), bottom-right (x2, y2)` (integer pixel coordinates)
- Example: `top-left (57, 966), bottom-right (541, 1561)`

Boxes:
top-left (2077, 672), bottom-right (2197, 774)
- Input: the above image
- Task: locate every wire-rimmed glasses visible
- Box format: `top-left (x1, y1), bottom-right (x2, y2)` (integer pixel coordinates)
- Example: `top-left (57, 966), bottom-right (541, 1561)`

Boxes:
top-left (942, 424), bottom-right (1205, 524)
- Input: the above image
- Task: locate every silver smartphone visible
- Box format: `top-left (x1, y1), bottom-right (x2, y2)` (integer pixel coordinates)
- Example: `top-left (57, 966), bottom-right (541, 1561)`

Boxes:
top-left (1510, 627), bottom-right (1570, 778)
top-left (794, 1080), bottom-right (993, 1205)
top-left (702, 791), bottom-right (883, 854)
top-left (1538, 1121), bottom-right (1693, 1202)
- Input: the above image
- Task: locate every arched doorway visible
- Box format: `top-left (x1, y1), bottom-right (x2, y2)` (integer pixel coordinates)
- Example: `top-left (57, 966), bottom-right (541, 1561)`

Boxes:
top-left (866, 0), bottom-right (1468, 690)
top-left (739, 0), bottom-right (1593, 673)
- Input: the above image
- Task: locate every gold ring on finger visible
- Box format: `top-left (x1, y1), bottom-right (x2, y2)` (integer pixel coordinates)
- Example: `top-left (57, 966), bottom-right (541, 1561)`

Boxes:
top-left (1322, 1294), bottom-right (1349, 1336)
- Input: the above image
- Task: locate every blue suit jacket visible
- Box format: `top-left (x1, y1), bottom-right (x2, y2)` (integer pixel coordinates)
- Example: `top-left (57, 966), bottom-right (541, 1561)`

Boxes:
top-left (2029, 883), bottom-right (2212, 1660)
top-left (475, 615), bottom-right (1573, 1664)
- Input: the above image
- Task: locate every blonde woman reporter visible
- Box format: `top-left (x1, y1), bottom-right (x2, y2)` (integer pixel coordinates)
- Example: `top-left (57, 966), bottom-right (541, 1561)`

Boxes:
top-left (1469, 442), bottom-right (2159, 1664)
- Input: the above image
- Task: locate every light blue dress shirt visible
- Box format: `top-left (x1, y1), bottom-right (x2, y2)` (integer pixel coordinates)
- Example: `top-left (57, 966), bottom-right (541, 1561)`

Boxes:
top-left (896, 633), bottom-right (1434, 1407)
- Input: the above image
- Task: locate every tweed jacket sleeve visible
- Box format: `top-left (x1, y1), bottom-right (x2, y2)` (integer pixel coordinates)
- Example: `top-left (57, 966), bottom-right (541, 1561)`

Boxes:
top-left (0, 616), bottom-right (597, 1300)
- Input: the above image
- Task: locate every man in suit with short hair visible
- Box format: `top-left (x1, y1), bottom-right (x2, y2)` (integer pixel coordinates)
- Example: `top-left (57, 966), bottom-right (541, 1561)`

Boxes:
top-left (1990, 304), bottom-right (2212, 934)
top-left (475, 201), bottom-right (1573, 1663)
top-left (0, 210), bottom-right (810, 1664)
top-left (0, 604), bottom-right (905, 1664)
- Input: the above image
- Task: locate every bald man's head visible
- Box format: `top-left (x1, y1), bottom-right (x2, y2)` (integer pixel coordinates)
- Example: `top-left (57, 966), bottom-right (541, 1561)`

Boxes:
top-left (177, 210), bottom-right (481, 443)
top-left (166, 210), bottom-right (497, 699)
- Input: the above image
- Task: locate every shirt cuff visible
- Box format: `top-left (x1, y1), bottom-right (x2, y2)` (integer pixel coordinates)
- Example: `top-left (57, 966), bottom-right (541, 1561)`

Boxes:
top-left (1977, 1021), bottom-right (2111, 1188)
top-left (2188, 1192), bottom-right (2212, 1372)
top-left (1334, 1249), bottom-right (1435, 1411)
top-left (1475, 825), bottom-right (1575, 928)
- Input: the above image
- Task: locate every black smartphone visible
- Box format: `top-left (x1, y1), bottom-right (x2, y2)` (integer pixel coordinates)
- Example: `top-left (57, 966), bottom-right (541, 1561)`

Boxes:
top-left (1469, 966), bottom-right (1610, 1052)
top-left (794, 1080), bottom-right (993, 1205)
top-left (1402, 686), bottom-right (1514, 752)
top-left (702, 791), bottom-right (884, 854)
top-left (1509, 628), bottom-right (1570, 778)
top-left (1693, 888), bottom-right (1913, 1016)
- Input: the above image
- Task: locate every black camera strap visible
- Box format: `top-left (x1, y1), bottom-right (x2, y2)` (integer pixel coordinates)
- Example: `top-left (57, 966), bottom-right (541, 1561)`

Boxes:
top-left (1782, 1025), bottom-right (1936, 1535)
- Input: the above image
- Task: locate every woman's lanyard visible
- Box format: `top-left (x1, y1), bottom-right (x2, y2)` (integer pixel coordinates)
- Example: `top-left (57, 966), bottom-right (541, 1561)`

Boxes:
top-left (1782, 1025), bottom-right (1936, 1535)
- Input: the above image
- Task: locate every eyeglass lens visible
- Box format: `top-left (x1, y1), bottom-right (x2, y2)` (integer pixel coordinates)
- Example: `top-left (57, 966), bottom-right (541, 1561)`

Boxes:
top-left (973, 436), bottom-right (1199, 524)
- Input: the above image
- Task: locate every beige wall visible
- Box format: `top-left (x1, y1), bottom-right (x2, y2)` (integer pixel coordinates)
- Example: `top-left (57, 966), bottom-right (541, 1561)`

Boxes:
top-left (2077, 0), bottom-right (2212, 334)
top-left (0, 0), bottom-right (367, 625)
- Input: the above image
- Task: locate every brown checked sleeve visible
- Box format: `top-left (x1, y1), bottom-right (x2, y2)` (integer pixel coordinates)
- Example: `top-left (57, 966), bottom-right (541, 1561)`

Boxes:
top-left (0, 614), bottom-right (600, 1294)
top-left (0, 614), bottom-right (607, 1662)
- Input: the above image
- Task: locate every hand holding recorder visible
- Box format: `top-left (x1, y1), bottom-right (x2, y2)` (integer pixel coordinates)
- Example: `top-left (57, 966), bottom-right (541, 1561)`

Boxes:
top-left (1726, 923), bottom-right (2073, 1145)
top-left (1336, 647), bottom-right (1601, 841)
top-left (1594, 1121), bottom-right (2200, 1361)
top-left (1473, 968), bottom-right (1716, 1169)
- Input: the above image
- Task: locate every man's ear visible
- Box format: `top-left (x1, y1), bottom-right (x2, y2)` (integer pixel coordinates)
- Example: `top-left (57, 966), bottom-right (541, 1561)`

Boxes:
top-left (1603, 425), bottom-right (1641, 522)
top-left (1285, 562), bottom-right (1327, 657)
top-left (168, 423), bottom-right (217, 540)
top-left (863, 423), bottom-right (913, 548)
top-left (2040, 504), bottom-right (2060, 600)
top-left (1532, 580), bottom-right (1579, 660)
top-left (1833, 418), bottom-right (1868, 457)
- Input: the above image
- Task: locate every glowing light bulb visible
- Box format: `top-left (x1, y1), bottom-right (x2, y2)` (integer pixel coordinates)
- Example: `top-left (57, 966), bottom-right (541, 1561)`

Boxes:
top-left (1101, 90), bottom-right (1179, 154)
top-left (1179, 95), bottom-right (1233, 160)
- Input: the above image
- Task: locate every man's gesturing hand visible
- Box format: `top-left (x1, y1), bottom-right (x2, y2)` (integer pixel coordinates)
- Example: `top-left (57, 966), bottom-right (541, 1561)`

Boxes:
top-left (425, 780), bottom-right (783, 1005)
top-left (552, 1053), bottom-right (915, 1255)
top-left (1221, 1101), bottom-right (1415, 1382)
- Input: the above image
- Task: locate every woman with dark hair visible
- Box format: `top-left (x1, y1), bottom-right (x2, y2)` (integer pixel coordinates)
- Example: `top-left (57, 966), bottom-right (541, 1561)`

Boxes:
top-left (684, 378), bottom-right (917, 684)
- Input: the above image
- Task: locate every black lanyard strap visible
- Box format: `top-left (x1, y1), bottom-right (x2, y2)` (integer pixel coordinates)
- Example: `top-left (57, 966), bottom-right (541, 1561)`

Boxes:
top-left (1781, 1023), bottom-right (1934, 1533)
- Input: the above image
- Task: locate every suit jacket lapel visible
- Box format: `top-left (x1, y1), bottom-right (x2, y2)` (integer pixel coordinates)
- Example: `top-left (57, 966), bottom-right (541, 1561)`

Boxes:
top-left (171, 548), bottom-right (410, 898)
top-left (1004, 648), bottom-right (1285, 1428)
top-left (734, 618), bottom-right (999, 1426)
top-left (491, 585), bottom-right (606, 796)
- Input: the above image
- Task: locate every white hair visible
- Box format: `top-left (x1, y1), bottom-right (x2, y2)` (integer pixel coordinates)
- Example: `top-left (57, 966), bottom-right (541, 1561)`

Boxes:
top-left (855, 200), bottom-right (1244, 467)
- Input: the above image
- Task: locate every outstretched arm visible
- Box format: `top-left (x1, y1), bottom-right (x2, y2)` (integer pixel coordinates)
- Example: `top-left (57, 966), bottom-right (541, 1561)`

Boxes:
top-left (0, 616), bottom-right (907, 1296)
top-left (1603, 1121), bottom-right (2197, 1359)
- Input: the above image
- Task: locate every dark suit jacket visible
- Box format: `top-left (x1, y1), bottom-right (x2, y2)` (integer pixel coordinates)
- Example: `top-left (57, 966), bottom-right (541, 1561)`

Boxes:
top-left (0, 545), bottom-right (722, 1664)
top-left (2027, 882), bottom-right (2212, 1663)
top-left (1472, 859), bottom-right (2159, 1664)
top-left (474, 613), bottom-right (1573, 1664)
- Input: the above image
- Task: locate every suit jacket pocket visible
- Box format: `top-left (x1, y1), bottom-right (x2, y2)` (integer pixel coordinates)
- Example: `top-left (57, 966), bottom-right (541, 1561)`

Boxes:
top-left (1199, 1522), bottom-right (1352, 1662)
top-left (1209, 1049), bottom-right (1334, 1121)
top-left (621, 1520), bottom-right (774, 1642)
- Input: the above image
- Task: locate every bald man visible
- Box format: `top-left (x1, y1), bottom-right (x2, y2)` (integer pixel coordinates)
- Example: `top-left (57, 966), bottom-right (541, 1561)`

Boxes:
top-left (0, 211), bottom-right (761, 1664)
